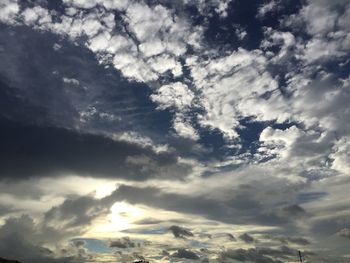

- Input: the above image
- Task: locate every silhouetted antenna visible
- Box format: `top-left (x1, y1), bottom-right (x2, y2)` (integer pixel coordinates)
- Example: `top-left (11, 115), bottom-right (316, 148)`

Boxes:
top-left (298, 250), bottom-right (303, 263)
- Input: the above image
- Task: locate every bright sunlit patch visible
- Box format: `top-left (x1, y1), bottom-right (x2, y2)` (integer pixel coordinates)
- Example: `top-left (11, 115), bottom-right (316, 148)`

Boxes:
top-left (110, 201), bottom-right (143, 229)
top-left (95, 183), bottom-right (117, 199)
top-left (86, 202), bottom-right (145, 237)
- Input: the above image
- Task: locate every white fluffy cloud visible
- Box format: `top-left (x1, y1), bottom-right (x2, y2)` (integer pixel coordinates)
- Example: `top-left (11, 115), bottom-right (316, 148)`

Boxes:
top-left (187, 48), bottom-right (278, 139)
top-left (257, 0), bottom-right (279, 18)
top-left (183, 0), bottom-right (233, 18)
top-left (0, 0), bottom-right (19, 24)
top-left (330, 138), bottom-right (350, 175)
top-left (0, 0), bottom-right (201, 84)
top-left (63, 0), bottom-right (130, 10)
top-left (173, 114), bottom-right (199, 140)
top-left (21, 6), bottom-right (51, 26)
top-left (150, 82), bottom-right (194, 110)
top-left (288, 0), bottom-right (350, 63)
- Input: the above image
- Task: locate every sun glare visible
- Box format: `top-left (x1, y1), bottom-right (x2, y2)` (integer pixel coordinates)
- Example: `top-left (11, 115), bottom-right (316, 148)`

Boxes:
top-left (86, 202), bottom-right (144, 237)
top-left (95, 183), bottom-right (117, 199)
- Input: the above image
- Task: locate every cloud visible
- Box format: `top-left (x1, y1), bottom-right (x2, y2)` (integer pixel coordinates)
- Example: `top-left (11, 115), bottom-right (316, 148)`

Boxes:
top-left (239, 233), bottom-right (254, 243)
top-left (62, 77), bottom-right (80, 86)
top-left (1, 0), bottom-right (350, 172)
top-left (0, 0), bottom-right (19, 24)
top-left (285, 237), bottom-right (310, 245)
top-left (261, 28), bottom-right (296, 63)
top-left (0, 0), bottom-right (205, 140)
top-left (150, 82), bottom-right (194, 111)
top-left (104, 180), bottom-right (302, 227)
top-left (330, 137), bottom-right (350, 175)
top-left (21, 6), bottom-right (51, 26)
top-left (44, 195), bottom-right (107, 233)
top-left (183, 0), bottom-right (233, 18)
top-left (218, 245), bottom-right (312, 263)
top-left (171, 248), bottom-right (199, 260)
top-left (264, 234), bottom-right (310, 246)
top-left (150, 82), bottom-right (199, 140)
top-left (0, 214), bottom-right (84, 263)
top-left (336, 228), bottom-right (350, 239)
top-left (0, 0), bottom-right (203, 83)
top-left (0, 257), bottom-right (21, 263)
top-left (257, 0), bottom-right (279, 18)
top-left (113, 131), bottom-right (171, 154)
top-left (281, 204), bottom-right (306, 217)
top-left (1, 0), bottom-right (350, 261)
top-left (169, 225), bottom-right (194, 238)
top-left (187, 48), bottom-right (278, 140)
top-left (0, 117), bottom-right (191, 180)
top-left (109, 237), bottom-right (136, 248)
top-left (173, 113), bottom-right (200, 140)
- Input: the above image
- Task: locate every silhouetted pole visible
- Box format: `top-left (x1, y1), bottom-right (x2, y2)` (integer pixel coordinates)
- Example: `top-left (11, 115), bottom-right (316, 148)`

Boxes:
top-left (298, 250), bottom-right (303, 263)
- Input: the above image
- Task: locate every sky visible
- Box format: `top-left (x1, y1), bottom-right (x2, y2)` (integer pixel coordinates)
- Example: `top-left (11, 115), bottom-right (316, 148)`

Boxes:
top-left (0, 0), bottom-right (350, 262)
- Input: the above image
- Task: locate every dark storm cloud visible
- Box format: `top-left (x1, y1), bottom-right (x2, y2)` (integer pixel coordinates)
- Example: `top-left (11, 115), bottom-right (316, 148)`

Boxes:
top-left (219, 248), bottom-right (284, 263)
top-left (109, 237), bottom-right (136, 248)
top-left (0, 257), bottom-right (21, 263)
top-left (264, 234), bottom-right (310, 246)
top-left (169, 225), bottom-right (194, 238)
top-left (284, 236), bottom-right (310, 245)
top-left (171, 249), bottom-right (199, 260)
top-left (239, 233), bottom-right (254, 243)
top-left (72, 240), bottom-right (86, 247)
top-left (275, 204), bottom-right (307, 220)
top-left (225, 233), bottom-right (236, 241)
top-left (0, 117), bottom-right (191, 180)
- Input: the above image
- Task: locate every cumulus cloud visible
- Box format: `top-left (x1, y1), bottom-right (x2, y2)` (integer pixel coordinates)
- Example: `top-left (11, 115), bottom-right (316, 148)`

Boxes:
top-left (0, 0), bottom-right (19, 24)
top-left (183, 0), bottom-right (233, 18)
top-left (187, 48), bottom-right (278, 140)
top-left (150, 82), bottom-right (194, 111)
